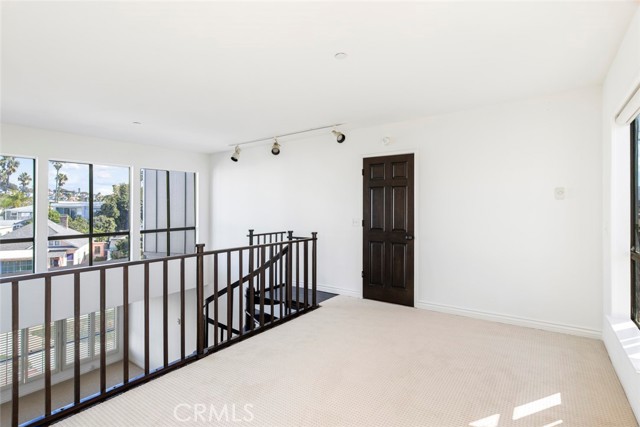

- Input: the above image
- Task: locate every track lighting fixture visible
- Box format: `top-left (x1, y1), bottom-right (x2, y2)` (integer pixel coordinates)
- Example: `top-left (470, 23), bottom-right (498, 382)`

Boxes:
top-left (228, 123), bottom-right (346, 155)
top-left (231, 146), bottom-right (241, 162)
top-left (332, 130), bottom-right (346, 143)
top-left (271, 139), bottom-right (281, 156)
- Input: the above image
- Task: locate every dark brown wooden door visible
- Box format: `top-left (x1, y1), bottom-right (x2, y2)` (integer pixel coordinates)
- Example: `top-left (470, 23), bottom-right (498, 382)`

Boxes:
top-left (363, 153), bottom-right (414, 306)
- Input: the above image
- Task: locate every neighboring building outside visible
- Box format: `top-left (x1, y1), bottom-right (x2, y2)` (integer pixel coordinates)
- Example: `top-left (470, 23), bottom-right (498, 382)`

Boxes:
top-left (0, 221), bottom-right (19, 236)
top-left (0, 222), bottom-right (35, 275)
top-left (50, 201), bottom-right (103, 220)
top-left (2, 201), bottom-right (103, 222)
top-left (1, 205), bottom-right (34, 221)
top-left (0, 220), bottom-right (89, 275)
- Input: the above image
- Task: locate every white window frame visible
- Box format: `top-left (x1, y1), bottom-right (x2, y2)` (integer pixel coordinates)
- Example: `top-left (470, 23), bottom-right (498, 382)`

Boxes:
top-left (0, 307), bottom-right (119, 390)
top-left (62, 308), bottom-right (118, 368)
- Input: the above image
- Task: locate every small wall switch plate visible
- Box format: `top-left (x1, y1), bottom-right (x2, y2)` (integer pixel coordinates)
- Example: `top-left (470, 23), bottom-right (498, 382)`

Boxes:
top-left (554, 187), bottom-right (565, 200)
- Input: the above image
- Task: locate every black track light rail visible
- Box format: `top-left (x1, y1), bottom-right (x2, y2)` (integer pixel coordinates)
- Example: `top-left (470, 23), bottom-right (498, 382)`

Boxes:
top-left (228, 123), bottom-right (344, 147)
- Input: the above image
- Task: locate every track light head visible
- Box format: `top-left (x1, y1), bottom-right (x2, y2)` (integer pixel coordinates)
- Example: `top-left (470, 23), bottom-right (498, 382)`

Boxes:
top-left (231, 146), bottom-right (241, 162)
top-left (332, 130), bottom-right (346, 143)
top-left (271, 140), bottom-right (281, 156)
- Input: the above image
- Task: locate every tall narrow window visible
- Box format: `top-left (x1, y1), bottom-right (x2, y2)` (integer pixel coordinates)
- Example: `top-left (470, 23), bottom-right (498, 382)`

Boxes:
top-left (0, 330), bottom-right (22, 387)
top-left (0, 323), bottom-right (57, 388)
top-left (24, 323), bottom-right (57, 381)
top-left (631, 118), bottom-right (640, 328)
top-left (141, 169), bottom-right (196, 258)
top-left (0, 310), bottom-right (114, 389)
top-left (0, 156), bottom-right (35, 276)
top-left (63, 308), bottom-right (117, 366)
top-left (48, 161), bottom-right (130, 270)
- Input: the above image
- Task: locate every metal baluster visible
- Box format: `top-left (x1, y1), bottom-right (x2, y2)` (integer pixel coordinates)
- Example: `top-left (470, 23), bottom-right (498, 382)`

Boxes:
top-left (227, 252), bottom-right (233, 341)
top-left (100, 269), bottom-right (106, 393)
top-left (260, 246), bottom-right (265, 327)
top-left (270, 244), bottom-right (274, 324)
top-left (312, 232), bottom-right (318, 307)
top-left (74, 273), bottom-right (81, 403)
top-left (296, 240), bottom-right (300, 311)
top-left (123, 266), bottom-right (129, 383)
top-left (248, 248), bottom-right (255, 331)
top-left (238, 249), bottom-right (243, 336)
top-left (163, 260), bottom-right (168, 367)
top-left (214, 253), bottom-right (219, 347)
top-left (11, 280), bottom-right (19, 427)
top-left (44, 276), bottom-right (52, 416)
top-left (180, 259), bottom-right (185, 359)
top-left (196, 244), bottom-right (205, 356)
top-left (304, 240), bottom-right (309, 310)
top-left (144, 264), bottom-right (150, 373)
top-left (286, 232), bottom-right (293, 316)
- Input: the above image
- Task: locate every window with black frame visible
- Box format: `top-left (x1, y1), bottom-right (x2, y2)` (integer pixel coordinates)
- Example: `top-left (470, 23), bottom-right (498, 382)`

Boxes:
top-left (632, 118), bottom-right (640, 327)
top-left (141, 169), bottom-right (196, 259)
top-left (0, 156), bottom-right (36, 277)
top-left (47, 161), bottom-right (130, 270)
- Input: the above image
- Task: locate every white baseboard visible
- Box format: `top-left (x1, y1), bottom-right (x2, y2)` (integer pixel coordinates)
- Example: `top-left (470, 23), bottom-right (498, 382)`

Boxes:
top-left (415, 300), bottom-right (601, 339)
top-left (317, 284), bottom-right (361, 299)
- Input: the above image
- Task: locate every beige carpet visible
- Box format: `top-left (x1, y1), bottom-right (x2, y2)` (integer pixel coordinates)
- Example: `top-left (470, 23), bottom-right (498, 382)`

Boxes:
top-left (1, 361), bottom-right (144, 426)
top-left (56, 296), bottom-right (637, 426)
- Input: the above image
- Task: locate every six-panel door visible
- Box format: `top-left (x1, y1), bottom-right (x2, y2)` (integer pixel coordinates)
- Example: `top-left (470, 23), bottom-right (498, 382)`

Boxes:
top-left (363, 153), bottom-right (414, 306)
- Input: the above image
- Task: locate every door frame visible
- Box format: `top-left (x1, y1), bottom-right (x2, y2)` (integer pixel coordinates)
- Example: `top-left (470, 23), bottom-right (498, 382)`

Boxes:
top-left (361, 148), bottom-right (419, 307)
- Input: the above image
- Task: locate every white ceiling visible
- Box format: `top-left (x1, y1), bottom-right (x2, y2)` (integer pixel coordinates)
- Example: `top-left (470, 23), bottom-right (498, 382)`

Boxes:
top-left (1, 1), bottom-right (637, 153)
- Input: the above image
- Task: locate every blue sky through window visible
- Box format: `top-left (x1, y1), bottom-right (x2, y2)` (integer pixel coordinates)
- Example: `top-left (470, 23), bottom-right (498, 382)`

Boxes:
top-left (48, 162), bottom-right (129, 196)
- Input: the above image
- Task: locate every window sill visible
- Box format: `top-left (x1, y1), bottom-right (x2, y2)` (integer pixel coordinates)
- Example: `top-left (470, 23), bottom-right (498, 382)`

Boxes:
top-left (607, 316), bottom-right (640, 373)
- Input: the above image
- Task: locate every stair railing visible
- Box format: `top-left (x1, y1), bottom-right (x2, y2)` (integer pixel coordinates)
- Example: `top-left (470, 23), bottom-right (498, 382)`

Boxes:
top-left (0, 230), bottom-right (318, 427)
top-left (201, 230), bottom-right (318, 348)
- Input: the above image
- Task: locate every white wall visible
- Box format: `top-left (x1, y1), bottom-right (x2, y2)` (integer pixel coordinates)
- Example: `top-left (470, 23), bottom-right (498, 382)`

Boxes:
top-left (128, 289), bottom-right (199, 371)
top-left (602, 8), bottom-right (640, 422)
top-left (211, 85), bottom-right (603, 337)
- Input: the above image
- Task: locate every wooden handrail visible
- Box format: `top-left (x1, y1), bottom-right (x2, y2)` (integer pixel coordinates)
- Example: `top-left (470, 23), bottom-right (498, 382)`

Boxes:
top-left (203, 245), bottom-right (289, 303)
top-left (0, 238), bottom-right (315, 285)
top-left (4, 230), bottom-right (319, 427)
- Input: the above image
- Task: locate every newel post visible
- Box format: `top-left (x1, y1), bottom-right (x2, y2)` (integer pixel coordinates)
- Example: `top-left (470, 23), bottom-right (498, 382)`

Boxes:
top-left (248, 229), bottom-right (254, 246)
top-left (195, 243), bottom-right (205, 356)
top-left (286, 231), bottom-right (293, 315)
top-left (311, 232), bottom-right (318, 307)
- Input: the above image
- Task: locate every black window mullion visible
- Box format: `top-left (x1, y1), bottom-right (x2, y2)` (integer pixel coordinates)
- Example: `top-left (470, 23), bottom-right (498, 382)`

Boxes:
top-left (155, 170), bottom-right (159, 250)
top-left (166, 170), bottom-right (171, 256)
top-left (88, 164), bottom-right (94, 266)
top-left (184, 172), bottom-right (187, 254)
top-left (140, 227), bottom-right (194, 234)
top-left (633, 119), bottom-right (640, 328)
top-left (32, 157), bottom-right (37, 274)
